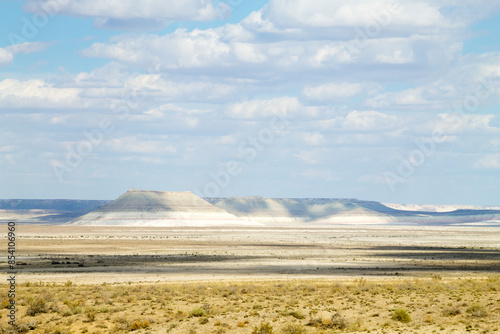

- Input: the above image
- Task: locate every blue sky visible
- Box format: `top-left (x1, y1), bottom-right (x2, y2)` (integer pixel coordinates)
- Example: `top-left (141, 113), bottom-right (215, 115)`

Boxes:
top-left (1, 0), bottom-right (500, 205)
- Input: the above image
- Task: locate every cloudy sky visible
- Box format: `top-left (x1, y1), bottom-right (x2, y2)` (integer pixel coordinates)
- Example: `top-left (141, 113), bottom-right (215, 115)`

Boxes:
top-left (1, 0), bottom-right (500, 204)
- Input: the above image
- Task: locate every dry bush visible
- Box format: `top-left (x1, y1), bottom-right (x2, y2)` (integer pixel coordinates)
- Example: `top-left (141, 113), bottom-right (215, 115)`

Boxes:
top-left (330, 312), bottom-right (349, 329)
top-left (307, 312), bottom-right (348, 329)
top-left (1, 298), bottom-right (12, 309)
top-left (130, 320), bottom-right (150, 330)
top-left (252, 322), bottom-right (274, 334)
top-left (189, 307), bottom-right (207, 317)
top-left (281, 323), bottom-right (306, 334)
top-left (288, 310), bottom-right (305, 319)
top-left (467, 305), bottom-right (487, 318)
top-left (14, 321), bottom-right (37, 333)
top-left (25, 297), bottom-right (48, 316)
top-left (85, 310), bottom-right (96, 322)
top-left (392, 308), bottom-right (411, 323)
top-left (237, 320), bottom-right (248, 327)
top-left (130, 321), bottom-right (141, 330)
top-left (442, 307), bottom-right (461, 317)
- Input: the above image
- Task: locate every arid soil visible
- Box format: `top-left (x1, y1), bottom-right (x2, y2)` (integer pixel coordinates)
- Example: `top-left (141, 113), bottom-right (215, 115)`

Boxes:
top-left (2, 225), bottom-right (499, 283)
top-left (1, 224), bottom-right (499, 333)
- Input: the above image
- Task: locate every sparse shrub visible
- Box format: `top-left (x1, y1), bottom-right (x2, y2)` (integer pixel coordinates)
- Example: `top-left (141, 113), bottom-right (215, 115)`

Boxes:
top-left (190, 307), bottom-right (207, 317)
top-left (202, 303), bottom-right (212, 314)
top-left (281, 323), bottom-right (306, 334)
top-left (237, 320), bottom-right (247, 327)
top-left (321, 318), bottom-right (332, 327)
top-left (443, 307), bottom-right (461, 317)
top-left (306, 313), bottom-right (348, 329)
top-left (25, 297), bottom-right (48, 316)
top-left (14, 321), bottom-right (37, 333)
top-left (112, 316), bottom-right (129, 330)
top-left (175, 310), bottom-right (185, 319)
top-left (130, 320), bottom-right (150, 330)
top-left (252, 322), bottom-right (274, 334)
top-left (392, 308), bottom-right (411, 323)
top-left (85, 311), bottom-right (96, 322)
top-left (355, 277), bottom-right (367, 286)
top-left (467, 305), bottom-right (487, 318)
top-left (130, 321), bottom-right (141, 330)
top-left (306, 317), bottom-right (322, 328)
top-left (1, 298), bottom-right (12, 309)
top-left (51, 327), bottom-right (69, 334)
top-left (349, 318), bottom-right (363, 331)
top-left (331, 312), bottom-right (349, 329)
top-left (288, 311), bottom-right (305, 319)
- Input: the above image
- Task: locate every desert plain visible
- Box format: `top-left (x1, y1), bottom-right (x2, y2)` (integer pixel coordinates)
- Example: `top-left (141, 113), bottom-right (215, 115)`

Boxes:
top-left (1, 224), bottom-right (500, 333)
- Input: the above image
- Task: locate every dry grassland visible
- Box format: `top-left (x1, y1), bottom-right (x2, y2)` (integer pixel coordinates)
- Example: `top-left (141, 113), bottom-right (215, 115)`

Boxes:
top-left (1, 225), bottom-right (499, 333)
top-left (1, 276), bottom-right (500, 333)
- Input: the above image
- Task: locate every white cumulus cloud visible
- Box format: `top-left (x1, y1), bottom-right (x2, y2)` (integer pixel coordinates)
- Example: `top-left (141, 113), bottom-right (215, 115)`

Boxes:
top-left (23, 0), bottom-right (219, 30)
top-left (431, 113), bottom-right (499, 135)
top-left (474, 154), bottom-right (500, 170)
top-left (226, 97), bottom-right (302, 119)
top-left (302, 82), bottom-right (380, 101)
top-left (0, 42), bottom-right (51, 68)
top-left (108, 136), bottom-right (177, 154)
top-left (0, 79), bottom-right (84, 109)
top-left (342, 110), bottom-right (398, 131)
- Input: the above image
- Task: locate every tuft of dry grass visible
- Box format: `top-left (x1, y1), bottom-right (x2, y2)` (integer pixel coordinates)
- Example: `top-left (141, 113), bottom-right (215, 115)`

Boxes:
top-left (442, 306), bottom-right (461, 317)
top-left (281, 323), bottom-right (306, 334)
top-left (467, 304), bottom-right (488, 318)
top-left (252, 322), bottom-right (274, 334)
top-left (392, 308), bottom-right (411, 323)
top-left (25, 297), bottom-right (48, 316)
top-left (189, 307), bottom-right (207, 317)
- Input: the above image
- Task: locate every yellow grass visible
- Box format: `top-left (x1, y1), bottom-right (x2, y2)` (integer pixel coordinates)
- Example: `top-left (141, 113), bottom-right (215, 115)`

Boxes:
top-left (1, 276), bottom-right (499, 333)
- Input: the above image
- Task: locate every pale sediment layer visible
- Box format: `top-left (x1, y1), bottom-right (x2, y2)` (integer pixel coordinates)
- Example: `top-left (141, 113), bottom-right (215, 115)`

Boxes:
top-left (71, 189), bottom-right (261, 226)
top-left (69, 189), bottom-right (500, 226)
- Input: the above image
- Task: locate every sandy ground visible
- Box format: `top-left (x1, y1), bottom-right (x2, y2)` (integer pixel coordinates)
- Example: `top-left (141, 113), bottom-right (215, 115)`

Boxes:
top-left (1, 224), bottom-right (500, 334)
top-left (1, 224), bottom-right (499, 284)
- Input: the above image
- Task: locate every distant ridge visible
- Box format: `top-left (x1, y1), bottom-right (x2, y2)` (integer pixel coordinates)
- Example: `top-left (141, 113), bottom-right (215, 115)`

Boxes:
top-left (0, 199), bottom-right (110, 223)
top-left (69, 189), bottom-right (261, 226)
top-left (4, 191), bottom-right (499, 226)
top-left (209, 197), bottom-right (500, 225)
top-left (0, 199), bottom-right (109, 211)
top-left (211, 197), bottom-right (395, 224)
